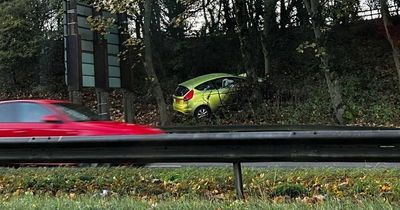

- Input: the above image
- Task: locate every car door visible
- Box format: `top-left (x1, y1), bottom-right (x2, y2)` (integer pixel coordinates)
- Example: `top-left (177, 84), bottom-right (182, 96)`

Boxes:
top-left (195, 80), bottom-right (222, 110)
top-left (211, 78), bottom-right (231, 106)
top-left (12, 102), bottom-right (72, 137)
top-left (221, 77), bottom-right (246, 105)
top-left (211, 77), bottom-right (246, 107)
top-left (197, 78), bottom-right (236, 109)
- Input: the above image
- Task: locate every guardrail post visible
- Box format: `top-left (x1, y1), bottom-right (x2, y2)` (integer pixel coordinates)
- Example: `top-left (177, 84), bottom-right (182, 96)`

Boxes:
top-left (233, 162), bottom-right (244, 199)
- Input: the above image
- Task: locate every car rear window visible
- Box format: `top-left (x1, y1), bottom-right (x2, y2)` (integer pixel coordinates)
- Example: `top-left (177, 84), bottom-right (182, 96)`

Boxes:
top-left (174, 85), bottom-right (190, 96)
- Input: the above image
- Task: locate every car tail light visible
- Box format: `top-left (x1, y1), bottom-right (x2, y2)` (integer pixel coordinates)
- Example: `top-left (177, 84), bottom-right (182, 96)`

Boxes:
top-left (183, 89), bottom-right (194, 101)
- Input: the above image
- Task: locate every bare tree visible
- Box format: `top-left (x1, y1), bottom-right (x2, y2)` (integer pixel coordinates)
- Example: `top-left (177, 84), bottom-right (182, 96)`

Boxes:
top-left (303, 0), bottom-right (345, 124)
top-left (144, 0), bottom-right (170, 126)
top-left (380, 0), bottom-right (400, 91)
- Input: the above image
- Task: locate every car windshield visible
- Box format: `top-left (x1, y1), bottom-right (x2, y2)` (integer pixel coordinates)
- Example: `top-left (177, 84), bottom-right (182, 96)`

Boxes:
top-left (52, 103), bottom-right (105, 122)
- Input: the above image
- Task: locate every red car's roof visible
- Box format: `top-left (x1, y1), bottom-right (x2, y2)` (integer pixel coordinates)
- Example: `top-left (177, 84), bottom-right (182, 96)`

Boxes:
top-left (0, 99), bottom-right (69, 104)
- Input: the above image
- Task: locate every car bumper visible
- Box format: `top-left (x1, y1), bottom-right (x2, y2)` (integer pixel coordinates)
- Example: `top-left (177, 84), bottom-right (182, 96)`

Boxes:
top-left (173, 102), bottom-right (193, 115)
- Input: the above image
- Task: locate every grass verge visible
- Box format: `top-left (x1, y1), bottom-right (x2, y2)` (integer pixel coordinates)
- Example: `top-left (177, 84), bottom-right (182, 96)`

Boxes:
top-left (0, 167), bottom-right (400, 203)
top-left (1, 196), bottom-right (400, 210)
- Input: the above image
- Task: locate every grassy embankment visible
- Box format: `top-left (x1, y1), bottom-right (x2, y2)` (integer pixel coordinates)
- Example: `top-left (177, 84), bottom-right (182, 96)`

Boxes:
top-left (0, 167), bottom-right (400, 209)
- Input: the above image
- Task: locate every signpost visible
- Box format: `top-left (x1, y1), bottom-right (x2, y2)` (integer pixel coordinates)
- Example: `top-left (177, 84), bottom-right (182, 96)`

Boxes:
top-left (65, 0), bottom-right (82, 104)
top-left (64, 0), bottom-right (128, 118)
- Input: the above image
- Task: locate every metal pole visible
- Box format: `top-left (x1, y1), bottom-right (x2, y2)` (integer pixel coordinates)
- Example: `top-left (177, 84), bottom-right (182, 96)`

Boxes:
top-left (233, 162), bottom-right (245, 199)
top-left (67, 0), bottom-right (78, 36)
top-left (96, 88), bottom-right (109, 120)
top-left (66, 0), bottom-right (82, 104)
top-left (69, 90), bottom-right (82, 104)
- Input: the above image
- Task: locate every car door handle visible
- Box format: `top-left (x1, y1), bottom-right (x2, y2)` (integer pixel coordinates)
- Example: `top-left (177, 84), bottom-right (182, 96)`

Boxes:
top-left (13, 130), bottom-right (27, 134)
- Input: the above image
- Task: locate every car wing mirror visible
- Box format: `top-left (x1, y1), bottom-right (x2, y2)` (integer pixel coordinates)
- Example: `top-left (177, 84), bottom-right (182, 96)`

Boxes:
top-left (41, 115), bottom-right (63, 123)
top-left (97, 114), bottom-right (109, 121)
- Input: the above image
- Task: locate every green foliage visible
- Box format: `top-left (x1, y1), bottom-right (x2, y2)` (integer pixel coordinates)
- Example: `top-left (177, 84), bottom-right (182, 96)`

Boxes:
top-left (0, 0), bottom-right (41, 74)
top-left (92, 0), bottom-right (140, 14)
top-left (86, 16), bottom-right (117, 36)
top-left (296, 41), bottom-right (327, 58)
top-left (326, 0), bottom-right (360, 25)
top-left (271, 184), bottom-right (308, 198)
top-left (0, 0), bottom-right (64, 89)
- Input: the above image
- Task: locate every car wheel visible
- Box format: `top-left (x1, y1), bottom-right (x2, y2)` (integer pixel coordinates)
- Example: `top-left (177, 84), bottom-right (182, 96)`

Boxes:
top-left (194, 106), bottom-right (211, 119)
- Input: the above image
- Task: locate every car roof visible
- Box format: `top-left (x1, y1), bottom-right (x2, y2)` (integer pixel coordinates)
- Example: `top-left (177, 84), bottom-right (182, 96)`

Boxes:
top-left (0, 99), bottom-right (69, 104)
top-left (179, 73), bottom-right (241, 88)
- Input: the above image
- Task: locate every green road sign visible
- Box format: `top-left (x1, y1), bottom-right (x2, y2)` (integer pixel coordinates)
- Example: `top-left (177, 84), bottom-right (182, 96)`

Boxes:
top-left (63, 0), bottom-right (122, 88)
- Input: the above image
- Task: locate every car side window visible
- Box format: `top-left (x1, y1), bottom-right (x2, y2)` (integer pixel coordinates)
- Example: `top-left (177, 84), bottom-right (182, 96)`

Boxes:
top-left (211, 78), bottom-right (225, 89)
top-left (227, 77), bottom-right (246, 88)
top-left (0, 103), bottom-right (17, 122)
top-left (222, 78), bottom-right (238, 88)
top-left (213, 77), bottom-right (243, 89)
top-left (195, 81), bottom-right (215, 91)
top-left (17, 103), bottom-right (53, 123)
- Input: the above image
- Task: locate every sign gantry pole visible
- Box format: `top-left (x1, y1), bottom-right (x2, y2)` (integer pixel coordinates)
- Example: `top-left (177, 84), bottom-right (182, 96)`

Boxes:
top-left (66, 0), bottom-right (83, 104)
top-left (94, 9), bottom-right (110, 120)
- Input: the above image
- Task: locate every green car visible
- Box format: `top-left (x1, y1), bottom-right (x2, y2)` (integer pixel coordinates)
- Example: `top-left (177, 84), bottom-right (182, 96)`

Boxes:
top-left (173, 73), bottom-right (246, 118)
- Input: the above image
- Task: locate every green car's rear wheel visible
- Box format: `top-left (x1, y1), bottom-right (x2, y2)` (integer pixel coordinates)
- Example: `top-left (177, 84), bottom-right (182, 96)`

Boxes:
top-left (194, 106), bottom-right (211, 119)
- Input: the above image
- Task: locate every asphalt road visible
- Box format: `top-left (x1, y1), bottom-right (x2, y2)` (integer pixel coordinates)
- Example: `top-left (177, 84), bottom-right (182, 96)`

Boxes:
top-left (147, 162), bottom-right (400, 168)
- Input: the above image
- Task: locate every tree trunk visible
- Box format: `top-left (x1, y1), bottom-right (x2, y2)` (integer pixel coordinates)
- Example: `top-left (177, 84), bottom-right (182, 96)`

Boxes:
top-left (295, 0), bottom-right (309, 27)
top-left (280, 0), bottom-right (287, 29)
top-left (202, 0), bottom-right (210, 35)
top-left (234, 0), bottom-right (257, 82)
top-left (222, 0), bottom-right (235, 34)
top-left (380, 0), bottom-right (400, 91)
top-left (304, 0), bottom-right (345, 124)
top-left (151, 2), bottom-right (167, 78)
top-left (144, 0), bottom-right (170, 126)
top-left (260, 39), bottom-right (271, 77)
top-left (208, 7), bottom-right (217, 34)
top-left (123, 89), bottom-right (135, 123)
top-left (118, 12), bottom-right (137, 123)
top-left (261, 0), bottom-right (278, 77)
top-left (234, 0), bottom-right (262, 108)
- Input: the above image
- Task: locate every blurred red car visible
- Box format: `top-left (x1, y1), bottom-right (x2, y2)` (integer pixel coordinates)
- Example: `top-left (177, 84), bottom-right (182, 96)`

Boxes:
top-left (0, 100), bottom-right (163, 137)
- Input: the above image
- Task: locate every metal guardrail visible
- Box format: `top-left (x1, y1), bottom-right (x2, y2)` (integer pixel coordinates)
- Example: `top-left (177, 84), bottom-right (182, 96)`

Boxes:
top-left (1, 129), bottom-right (400, 199)
top-left (160, 125), bottom-right (395, 133)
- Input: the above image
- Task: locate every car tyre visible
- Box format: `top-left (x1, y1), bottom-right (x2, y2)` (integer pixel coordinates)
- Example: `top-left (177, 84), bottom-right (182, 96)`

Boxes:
top-left (194, 106), bottom-right (211, 119)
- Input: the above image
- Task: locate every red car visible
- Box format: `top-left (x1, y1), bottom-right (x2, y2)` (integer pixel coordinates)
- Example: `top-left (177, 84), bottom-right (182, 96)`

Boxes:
top-left (0, 100), bottom-right (164, 137)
